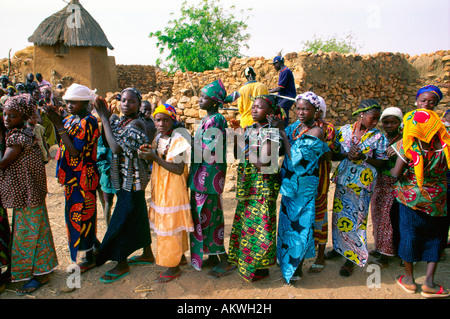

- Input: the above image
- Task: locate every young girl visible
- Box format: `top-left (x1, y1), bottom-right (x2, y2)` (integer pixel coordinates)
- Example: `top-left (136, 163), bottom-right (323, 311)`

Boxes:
top-left (226, 94), bottom-right (283, 282)
top-left (391, 108), bottom-right (450, 298)
top-left (188, 79), bottom-right (238, 277)
top-left (37, 87), bottom-right (58, 147)
top-left (44, 83), bottom-right (100, 273)
top-left (273, 92), bottom-right (329, 286)
top-left (327, 99), bottom-right (388, 277)
top-left (27, 111), bottom-right (51, 164)
top-left (139, 104), bottom-right (193, 283)
top-left (0, 94), bottom-right (57, 295)
top-left (369, 107), bottom-right (403, 268)
top-left (94, 88), bottom-right (154, 283)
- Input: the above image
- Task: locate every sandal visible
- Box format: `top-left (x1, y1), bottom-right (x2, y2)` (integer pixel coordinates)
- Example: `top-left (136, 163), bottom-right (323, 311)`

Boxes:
top-left (208, 265), bottom-right (235, 279)
top-left (395, 275), bottom-right (417, 294)
top-left (308, 263), bottom-right (326, 274)
top-left (420, 284), bottom-right (450, 299)
top-left (16, 277), bottom-right (49, 296)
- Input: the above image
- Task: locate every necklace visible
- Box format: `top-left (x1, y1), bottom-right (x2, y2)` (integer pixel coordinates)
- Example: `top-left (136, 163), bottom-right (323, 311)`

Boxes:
top-left (387, 132), bottom-right (401, 146)
top-left (292, 121), bottom-right (316, 140)
top-left (118, 113), bottom-right (140, 128)
top-left (351, 121), bottom-right (368, 145)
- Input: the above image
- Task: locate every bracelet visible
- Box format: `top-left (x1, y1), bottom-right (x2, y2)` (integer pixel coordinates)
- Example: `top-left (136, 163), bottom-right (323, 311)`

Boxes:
top-left (58, 128), bottom-right (67, 135)
top-left (363, 154), bottom-right (369, 161)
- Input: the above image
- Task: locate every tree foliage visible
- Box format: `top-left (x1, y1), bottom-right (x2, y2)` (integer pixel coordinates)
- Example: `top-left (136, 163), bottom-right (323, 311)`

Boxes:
top-left (149, 0), bottom-right (252, 73)
top-left (301, 32), bottom-right (361, 54)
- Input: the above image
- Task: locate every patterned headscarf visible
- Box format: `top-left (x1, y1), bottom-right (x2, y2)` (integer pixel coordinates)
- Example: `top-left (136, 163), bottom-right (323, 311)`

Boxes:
top-left (201, 79), bottom-right (240, 107)
top-left (4, 93), bottom-right (37, 121)
top-left (251, 94), bottom-right (284, 118)
top-left (402, 108), bottom-right (450, 188)
top-left (317, 96), bottom-right (327, 118)
top-left (352, 99), bottom-right (382, 117)
top-left (416, 85), bottom-right (443, 102)
top-left (296, 91), bottom-right (321, 109)
top-left (153, 103), bottom-right (177, 121)
top-left (121, 87), bottom-right (142, 104)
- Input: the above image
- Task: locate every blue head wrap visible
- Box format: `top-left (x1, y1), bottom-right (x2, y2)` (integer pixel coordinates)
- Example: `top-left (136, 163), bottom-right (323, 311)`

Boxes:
top-left (416, 85), bottom-right (443, 102)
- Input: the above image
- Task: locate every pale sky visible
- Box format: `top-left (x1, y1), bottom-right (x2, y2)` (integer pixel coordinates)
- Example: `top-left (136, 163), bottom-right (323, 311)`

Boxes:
top-left (1, 0), bottom-right (449, 66)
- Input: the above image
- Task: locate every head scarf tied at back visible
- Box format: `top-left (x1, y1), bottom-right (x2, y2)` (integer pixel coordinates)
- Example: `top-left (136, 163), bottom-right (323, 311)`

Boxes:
top-left (153, 103), bottom-right (177, 121)
top-left (251, 94), bottom-right (284, 118)
top-left (352, 99), bottom-right (382, 117)
top-left (416, 85), bottom-right (443, 102)
top-left (402, 108), bottom-right (450, 188)
top-left (201, 79), bottom-right (240, 108)
top-left (296, 91), bottom-right (321, 110)
top-left (121, 87), bottom-right (142, 105)
top-left (4, 93), bottom-right (37, 121)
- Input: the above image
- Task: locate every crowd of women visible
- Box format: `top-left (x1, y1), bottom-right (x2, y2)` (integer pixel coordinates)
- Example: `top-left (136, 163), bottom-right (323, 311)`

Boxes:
top-left (0, 74), bottom-right (449, 299)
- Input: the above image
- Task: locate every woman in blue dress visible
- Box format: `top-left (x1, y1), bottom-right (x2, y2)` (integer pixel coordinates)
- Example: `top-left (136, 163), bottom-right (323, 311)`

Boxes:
top-left (271, 92), bottom-right (329, 286)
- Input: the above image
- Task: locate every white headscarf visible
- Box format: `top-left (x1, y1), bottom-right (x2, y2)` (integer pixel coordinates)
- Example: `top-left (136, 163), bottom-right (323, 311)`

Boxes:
top-left (317, 96), bottom-right (327, 118)
top-left (62, 83), bottom-right (97, 103)
top-left (380, 107), bottom-right (403, 122)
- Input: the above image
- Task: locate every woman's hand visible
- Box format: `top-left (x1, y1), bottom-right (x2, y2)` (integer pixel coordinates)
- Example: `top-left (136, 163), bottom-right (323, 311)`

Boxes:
top-left (229, 119), bottom-right (240, 130)
top-left (386, 146), bottom-right (396, 158)
top-left (347, 144), bottom-right (360, 160)
top-left (138, 147), bottom-right (158, 161)
top-left (42, 103), bottom-right (64, 128)
top-left (267, 114), bottom-right (284, 130)
top-left (94, 96), bottom-right (112, 119)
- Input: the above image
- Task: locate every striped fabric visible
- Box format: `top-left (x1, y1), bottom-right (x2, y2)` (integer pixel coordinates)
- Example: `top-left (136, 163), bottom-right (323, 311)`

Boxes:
top-left (398, 203), bottom-right (449, 263)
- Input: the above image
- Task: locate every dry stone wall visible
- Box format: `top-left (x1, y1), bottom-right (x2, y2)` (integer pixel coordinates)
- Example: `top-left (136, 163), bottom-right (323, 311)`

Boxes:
top-left (122, 50), bottom-right (449, 132)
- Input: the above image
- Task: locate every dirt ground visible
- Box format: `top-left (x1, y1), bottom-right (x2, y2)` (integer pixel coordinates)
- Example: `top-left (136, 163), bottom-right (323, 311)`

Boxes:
top-left (1, 150), bottom-right (449, 302)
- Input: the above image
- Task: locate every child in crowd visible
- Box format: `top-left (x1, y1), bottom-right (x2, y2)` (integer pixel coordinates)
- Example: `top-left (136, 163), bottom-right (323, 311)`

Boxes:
top-left (44, 83), bottom-right (100, 273)
top-left (27, 111), bottom-right (51, 164)
top-left (0, 94), bottom-right (57, 295)
top-left (273, 92), bottom-right (329, 286)
top-left (94, 88), bottom-right (154, 283)
top-left (225, 94), bottom-right (282, 282)
top-left (37, 88), bottom-right (58, 147)
top-left (369, 107), bottom-right (403, 268)
top-left (189, 80), bottom-right (238, 277)
top-left (139, 104), bottom-right (193, 283)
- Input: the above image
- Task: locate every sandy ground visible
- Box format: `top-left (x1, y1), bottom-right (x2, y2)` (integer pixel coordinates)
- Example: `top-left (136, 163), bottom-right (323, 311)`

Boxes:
top-left (1, 152), bottom-right (449, 303)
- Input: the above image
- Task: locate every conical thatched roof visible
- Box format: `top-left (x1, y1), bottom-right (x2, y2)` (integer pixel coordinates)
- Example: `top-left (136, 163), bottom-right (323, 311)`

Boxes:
top-left (28, 0), bottom-right (114, 50)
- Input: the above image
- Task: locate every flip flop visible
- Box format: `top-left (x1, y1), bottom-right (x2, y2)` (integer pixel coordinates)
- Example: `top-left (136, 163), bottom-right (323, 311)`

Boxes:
top-left (395, 275), bottom-right (416, 294)
top-left (308, 263), bottom-right (326, 274)
top-left (127, 256), bottom-right (155, 266)
top-left (420, 285), bottom-right (450, 299)
top-left (207, 265), bottom-right (236, 279)
top-left (78, 262), bottom-right (96, 273)
top-left (155, 272), bottom-right (181, 283)
top-left (99, 271), bottom-right (129, 284)
top-left (16, 278), bottom-right (49, 296)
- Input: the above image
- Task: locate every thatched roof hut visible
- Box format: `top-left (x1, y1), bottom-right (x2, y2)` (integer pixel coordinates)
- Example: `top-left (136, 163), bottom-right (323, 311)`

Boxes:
top-left (27, 0), bottom-right (118, 96)
top-left (28, 0), bottom-right (114, 50)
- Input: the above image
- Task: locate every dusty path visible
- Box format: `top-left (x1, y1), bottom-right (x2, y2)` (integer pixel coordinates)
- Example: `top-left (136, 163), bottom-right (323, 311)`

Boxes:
top-left (1, 156), bottom-right (449, 303)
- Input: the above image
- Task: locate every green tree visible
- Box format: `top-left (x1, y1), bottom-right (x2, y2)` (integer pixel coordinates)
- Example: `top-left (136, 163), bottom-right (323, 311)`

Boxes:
top-left (149, 0), bottom-right (252, 73)
top-left (301, 32), bottom-right (361, 54)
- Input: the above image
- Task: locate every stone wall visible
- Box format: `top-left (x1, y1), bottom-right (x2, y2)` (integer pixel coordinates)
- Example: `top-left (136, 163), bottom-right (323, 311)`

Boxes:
top-left (130, 50), bottom-right (450, 131)
top-left (116, 64), bottom-right (158, 96)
